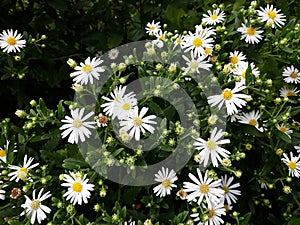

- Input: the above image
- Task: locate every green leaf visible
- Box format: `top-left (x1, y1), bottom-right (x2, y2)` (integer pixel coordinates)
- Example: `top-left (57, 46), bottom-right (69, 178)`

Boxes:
top-left (240, 212), bottom-right (251, 225)
top-left (288, 217), bottom-right (300, 225)
top-left (62, 158), bottom-right (89, 170)
top-left (273, 130), bottom-right (292, 144)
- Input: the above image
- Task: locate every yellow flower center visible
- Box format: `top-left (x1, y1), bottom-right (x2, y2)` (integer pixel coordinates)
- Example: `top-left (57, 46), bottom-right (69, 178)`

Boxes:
top-left (6, 37), bottom-right (17, 46)
top-left (193, 37), bottom-right (203, 47)
top-left (150, 25), bottom-right (156, 31)
top-left (208, 209), bottom-right (215, 218)
top-left (222, 186), bottom-right (229, 194)
top-left (159, 35), bottom-right (165, 41)
top-left (190, 60), bottom-right (199, 69)
top-left (199, 184), bottom-right (209, 194)
top-left (82, 65), bottom-right (92, 74)
top-left (17, 167), bottom-right (28, 180)
top-left (206, 140), bottom-right (216, 150)
top-left (133, 117), bottom-right (143, 126)
top-left (30, 200), bottom-right (40, 210)
top-left (290, 72), bottom-right (298, 79)
top-left (210, 14), bottom-right (218, 20)
top-left (176, 39), bottom-right (181, 44)
top-left (267, 11), bottom-right (277, 19)
top-left (286, 91), bottom-right (295, 97)
top-left (222, 89), bottom-right (233, 100)
top-left (72, 181), bottom-right (83, 192)
top-left (241, 71), bottom-right (246, 79)
top-left (122, 103), bottom-right (131, 111)
top-left (278, 126), bottom-right (287, 133)
top-left (288, 161), bottom-right (297, 170)
top-left (230, 56), bottom-right (239, 64)
top-left (0, 149), bottom-right (6, 157)
top-left (246, 27), bottom-right (256, 36)
top-left (204, 48), bottom-right (212, 55)
top-left (72, 118), bottom-right (82, 128)
top-left (249, 119), bottom-right (257, 126)
top-left (162, 179), bottom-right (171, 189)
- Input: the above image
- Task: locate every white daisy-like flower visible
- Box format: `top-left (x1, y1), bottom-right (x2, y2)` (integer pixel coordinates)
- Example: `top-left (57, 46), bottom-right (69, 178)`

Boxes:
top-left (153, 30), bottom-right (167, 48)
top-left (21, 188), bottom-right (51, 224)
top-left (96, 113), bottom-right (108, 127)
top-left (119, 107), bottom-right (157, 141)
top-left (280, 87), bottom-right (299, 98)
top-left (202, 8), bottom-right (226, 26)
top-left (182, 52), bottom-right (212, 75)
top-left (295, 145), bottom-right (300, 153)
top-left (183, 169), bottom-right (224, 205)
top-left (282, 65), bottom-right (300, 84)
top-left (195, 25), bottom-right (216, 37)
top-left (145, 20), bottom-right (161, 36)
top-left (70, 57), bottom-right (105, 85)
top-left (258, 179), bottom-right (269, 190)
top-left (0, 140), bottom-right (10, 164)
top-left (101, 85), bottom-right (136, 118)
top-left (153, 167), bottom-right (178, 197)
top-left (124, 221), bottom-right (136, 225)
top-left (237, 24), bottom-right (263, 44)
top-left (181, 31), bottom-right (214, 58)
top-left (108, 48), bottom-right (119, 60)
top-left (231, 61), bottom-right (260, 84)
top-left (220, 175), bottom-right (241, 206)
top-left (113, 96), bottom-right (138, 120)
top-left (238, 110), bottom-right (263, 132)
top-left (193, 127), bottom-right (230, 167)
top-left (256, 4), bottom-right (286, 28)
top-left (173, 34), bottom-right (184, 49)
top-left (60, 108), bottom-right (95, 144)
top-left (61, 172), bottom-right (95, 205)
top-left (229, 51), bottom-right (247, 66)
top-left (276, 123), bottom-right (293, 138)
top-left (207, 83), bottom-right (251, 115)
top-left (281, 152), bottom-right (300, 178)
top-left (8, 155), bottom-right (39, 182)
top-left (0, 29), bottom-right (26, 53)
top-left (190, 201), bottom-right (226, 225)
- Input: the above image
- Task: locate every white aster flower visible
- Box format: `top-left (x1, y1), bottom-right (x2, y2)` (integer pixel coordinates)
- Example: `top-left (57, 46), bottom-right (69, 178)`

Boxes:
top-left (124, 221), bottom-right (136, 225)
top-left (173, 34), bottom-right (184, 49)
top-left (229, 50), bottom-right (247, 66)
top-left (101, 85), bottom-right (136, 118)
top-left (276, 123), bottom-right (293, 138)
top-left (295, 145), bottom-right (300, 153)
top-left (145, 20), bottom-right (161, 36)
top-left (61, 172), bottom-right (95, 205)
top-left (21, 188), bottom-right (51, 224)
top-left (60, 108), bottom-right (95, 144)
top-left (108, 48), bottom-right (119, 60)
top-left (221, 175), bottom-right (241, 206)
top-left (153, 30), bottom-right (167, 48)
top-left (96, 113), bottom-right (108, 127)
top-left (183, 169), bottom-right (224, 205)
top-left (153, 167), bottom-right (178, 197)
top-left (237, 24), bottom-right (263, 44)
top-left (257, 4), bottom-right (286, 28)
top-left (258, 179), bottom-right (269, 190)
top-left (0, 29), bottom-right (26, 53)
top-left (231, 61), bottom-right (260, 85)
top-left (280, 87), bottom-right (299, 98)
top-left (8, 155), bottom-right (39, 182)
top-left (281, 152), bottom-right (300, 178)
top-left (282, 65), bottom-right (300, 84)
top-left (182, 52), bottom-right (212, 75)
top-left (195, 25), bottom-right (216, 37)
top-left (181, 31), bottom-right (214, 58)
top-left (193, 127), bottom-right (230, 167)
top-left (202, 8), bottom-right (226, 26)
top-left (70, 57), bottom-right (105, 85)
top-left (0, 140), bottom-right (10, 164)
top-left (119, 107), bottom-right (157, 141)
top-left (190, 201), bottom-right (226, 225)
top-left (207, 83), bottom-right (251, 115)
top-left (238, 110), bottom-right (263, 132)
top-left (113, 96), bottom-right (138, 120)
